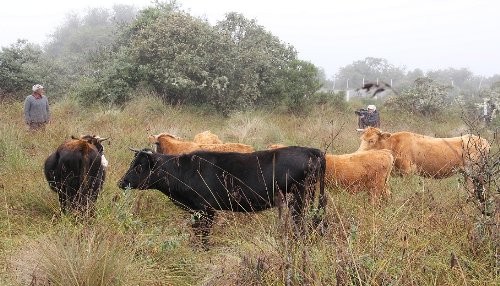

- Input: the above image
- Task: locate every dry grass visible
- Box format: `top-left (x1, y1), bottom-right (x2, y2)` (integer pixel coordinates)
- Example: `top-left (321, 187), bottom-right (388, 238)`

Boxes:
top-left (0, 95), bottom-right (498, 285)
top-left (10, 227), bottom-right (144, 286)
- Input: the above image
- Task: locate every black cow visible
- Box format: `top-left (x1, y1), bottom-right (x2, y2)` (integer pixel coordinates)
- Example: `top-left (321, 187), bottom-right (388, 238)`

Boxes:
top-left (44, 135), bottom-right (108, 214)
top-left (118, 146), bottom-right (326, 245)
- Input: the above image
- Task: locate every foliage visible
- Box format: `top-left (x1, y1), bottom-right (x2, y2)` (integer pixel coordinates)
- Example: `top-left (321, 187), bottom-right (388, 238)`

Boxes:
top-left (43, 5), bottom-right (139, 100)
top-left (273, 60), bottom-right (322, 113)
top-left (0, 40), bottom-right (47, 98)
top-left (335, 57), bottom-right (406, 89)
top-left (385, 77), bottom-right (453, 116)
top-left (123, 8), bottom-right (317, 114)
top-left (309, 90), bottom-right (347, 110)
top-left (127, 6), bottom-right (225, 106)
top-left (89, 5), bottom-right (320, 114)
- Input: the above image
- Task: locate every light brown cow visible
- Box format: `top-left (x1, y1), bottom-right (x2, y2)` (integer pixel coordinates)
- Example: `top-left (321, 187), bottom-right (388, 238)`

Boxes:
top-left (326, 151), bottom-right (394, 201)
top-left (268, 144), bottom-right (394, 201)
top-left (193, 130), bottom-right (223, 144)
top-left (357, 127), bottom-right (490, 200)
top-left (149, 133), bottom-right (254, 154)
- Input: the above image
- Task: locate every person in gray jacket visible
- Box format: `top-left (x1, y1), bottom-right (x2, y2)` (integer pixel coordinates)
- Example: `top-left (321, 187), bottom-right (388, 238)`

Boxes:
top-left (24, 84), bottom-right (50, 130)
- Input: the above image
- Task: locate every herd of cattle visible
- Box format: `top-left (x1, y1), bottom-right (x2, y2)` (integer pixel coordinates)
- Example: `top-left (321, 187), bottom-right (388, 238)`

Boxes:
top-left (43, 128), bottom-right (491, 244)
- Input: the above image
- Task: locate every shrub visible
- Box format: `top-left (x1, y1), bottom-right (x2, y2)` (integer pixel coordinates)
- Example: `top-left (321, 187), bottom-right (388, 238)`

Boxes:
top-left (385, 77), bottom-right (452, 116)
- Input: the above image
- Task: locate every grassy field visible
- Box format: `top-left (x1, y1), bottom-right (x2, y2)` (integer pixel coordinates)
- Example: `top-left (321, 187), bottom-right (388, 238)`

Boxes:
top-left (0, 95), bottom-right (498, 285)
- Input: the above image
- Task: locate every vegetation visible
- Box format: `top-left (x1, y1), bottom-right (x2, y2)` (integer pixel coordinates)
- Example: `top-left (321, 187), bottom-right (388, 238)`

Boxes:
top-left (0, 2), bottom-right (498, 284)
top-left (0, 95), bottom-right (498, 285)
top-left (385, 77), bottom-right (453, 116)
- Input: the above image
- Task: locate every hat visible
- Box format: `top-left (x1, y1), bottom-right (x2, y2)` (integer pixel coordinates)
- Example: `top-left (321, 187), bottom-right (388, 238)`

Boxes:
top-left (32, 84), bottom-right (44, 92)
top-left (367, 104), bottom-right (376, 110)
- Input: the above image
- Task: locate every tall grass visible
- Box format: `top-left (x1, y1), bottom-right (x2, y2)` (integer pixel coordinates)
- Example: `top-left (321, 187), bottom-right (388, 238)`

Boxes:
top-left (0, 95), bottom-right (498, 285)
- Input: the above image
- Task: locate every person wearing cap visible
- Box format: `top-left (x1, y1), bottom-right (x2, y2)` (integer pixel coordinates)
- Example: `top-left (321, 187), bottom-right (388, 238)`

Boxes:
top-left (24, 84), bottom-right (50, 130)
top-left (363, 104), bottom-right (380, 128)
top-left (356, 104), bottom-right (380, 129)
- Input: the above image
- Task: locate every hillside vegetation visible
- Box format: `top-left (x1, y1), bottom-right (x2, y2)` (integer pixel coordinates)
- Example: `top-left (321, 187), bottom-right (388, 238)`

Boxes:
top-left (0, 96), bottom-right (498, 285)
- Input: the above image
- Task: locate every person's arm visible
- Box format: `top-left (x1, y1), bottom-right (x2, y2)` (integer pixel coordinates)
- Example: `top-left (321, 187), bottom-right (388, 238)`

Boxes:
top-left (24, 97), bottom-right (31, 123)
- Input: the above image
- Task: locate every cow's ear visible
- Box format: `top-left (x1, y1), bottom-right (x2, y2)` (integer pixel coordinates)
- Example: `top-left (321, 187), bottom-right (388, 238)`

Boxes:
top-left (148, 135), bottom-right (158, 144)
top-left (381, 132), bottom-right (391, 140)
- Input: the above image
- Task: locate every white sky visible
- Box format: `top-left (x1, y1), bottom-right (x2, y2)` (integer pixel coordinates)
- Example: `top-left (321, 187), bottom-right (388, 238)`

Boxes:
top-left (1, 0), bottom-right (499, 78)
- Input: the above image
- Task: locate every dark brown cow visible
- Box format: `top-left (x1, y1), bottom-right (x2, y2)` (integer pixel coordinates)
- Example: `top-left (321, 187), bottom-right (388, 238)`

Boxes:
top-left (44, 135), bottom-right (108, 214)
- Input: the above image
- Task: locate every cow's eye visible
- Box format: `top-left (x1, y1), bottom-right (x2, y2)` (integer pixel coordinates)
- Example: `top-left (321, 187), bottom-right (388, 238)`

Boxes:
top-left (369, 140), bottom-right (374, 144)
top-left (135, 165), bottom-right (142, 174)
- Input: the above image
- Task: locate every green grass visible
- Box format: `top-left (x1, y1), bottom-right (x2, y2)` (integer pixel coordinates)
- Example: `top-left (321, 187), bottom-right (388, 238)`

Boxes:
top-left (0, 95), bottom-right (498, 285)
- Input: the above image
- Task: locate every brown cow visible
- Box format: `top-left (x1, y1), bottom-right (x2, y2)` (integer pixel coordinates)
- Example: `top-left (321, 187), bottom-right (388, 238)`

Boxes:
top-left (193, 130), bottom-right (223, 144)
top-left (149, 133), bottom-right (254, 154)
top-left (268, 144), bottom-right (394, 201)
top-left (44, 135), bottom-right (108, 214)
top-left (357, 127), bottom-right (490, 200)
top-left (326, 151), bottom-right (394, 201)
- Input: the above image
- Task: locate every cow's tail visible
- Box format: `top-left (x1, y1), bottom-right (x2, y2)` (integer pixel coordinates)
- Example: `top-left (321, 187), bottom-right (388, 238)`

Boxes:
top-left (315, 151), bottom-right (327, 230)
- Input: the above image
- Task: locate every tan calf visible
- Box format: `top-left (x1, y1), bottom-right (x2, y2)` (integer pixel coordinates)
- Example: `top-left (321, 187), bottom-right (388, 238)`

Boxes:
top-left (149, 133), bottom-right (254, 154)
top-left (268, 144), bottom-right (394, 201)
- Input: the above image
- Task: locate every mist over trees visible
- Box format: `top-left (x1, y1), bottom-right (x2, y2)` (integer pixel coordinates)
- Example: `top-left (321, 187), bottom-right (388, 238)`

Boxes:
top-left (0, 1), bottom-right (498, 116)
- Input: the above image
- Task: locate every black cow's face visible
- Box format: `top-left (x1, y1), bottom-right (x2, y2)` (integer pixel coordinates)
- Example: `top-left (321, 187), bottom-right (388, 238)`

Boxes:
top-left (118, 149), bottom-right (155, 190)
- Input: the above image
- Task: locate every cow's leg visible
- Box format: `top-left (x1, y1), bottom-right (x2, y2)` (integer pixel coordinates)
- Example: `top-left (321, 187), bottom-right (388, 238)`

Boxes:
top-left (192, 209), bottom-right (215, 249)
top-left (58, 191), bottom-right (69, 214)
top-left (274, 189), bottom-right (286, 220)
top-left (85, 172), bottom-right (104, 217)
top-left (290, 185), bottom-right (311, 235)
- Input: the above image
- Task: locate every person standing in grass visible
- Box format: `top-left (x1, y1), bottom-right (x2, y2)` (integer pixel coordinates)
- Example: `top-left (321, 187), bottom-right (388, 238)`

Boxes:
top-left (24, 84), bottom-right (50, 131)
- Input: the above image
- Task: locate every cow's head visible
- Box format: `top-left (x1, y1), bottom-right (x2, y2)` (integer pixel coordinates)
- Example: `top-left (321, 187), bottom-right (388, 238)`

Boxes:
top-left (148, 133), bottom-right (180, 153)
top-left (72, 135), bottom-right (109, 154)
top-left (357, 127), bottom-right (391, 151)
top-left (118, 148), bottom-right (155, 190)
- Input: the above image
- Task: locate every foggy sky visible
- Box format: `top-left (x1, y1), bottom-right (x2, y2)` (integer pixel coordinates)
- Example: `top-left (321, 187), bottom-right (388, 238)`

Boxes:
top-left (1, 0), bottom-right (499, 78)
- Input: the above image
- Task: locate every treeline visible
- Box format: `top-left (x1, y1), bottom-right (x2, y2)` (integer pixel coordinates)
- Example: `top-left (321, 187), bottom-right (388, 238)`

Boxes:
top-left (330, 57), bottom-right (500, 118)
top-left (0, 2), bottom-right (499, 117)
top-left (0, 2), bottom-right (320, 115)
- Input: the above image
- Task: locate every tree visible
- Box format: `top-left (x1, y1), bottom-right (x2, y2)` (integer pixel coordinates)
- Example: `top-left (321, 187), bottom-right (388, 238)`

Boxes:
top-left (0, 40), bottom-right (64, 98)
top-left (273, 60), bottom-right (322, 112)
top-left (215, 12), bottom-right (301, 110)
top-left (335, 57), bottom-right (405, 90)
top-left (44, 5), bottom-right (138, 97)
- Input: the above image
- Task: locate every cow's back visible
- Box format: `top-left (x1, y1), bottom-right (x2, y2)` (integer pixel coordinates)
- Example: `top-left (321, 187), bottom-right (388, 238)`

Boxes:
top-left (193, 131), bottom-right (223, 144)
top-left (389, 133), bottom-right (487, 178)
top-left (166, 146), bottom-right (323, 212)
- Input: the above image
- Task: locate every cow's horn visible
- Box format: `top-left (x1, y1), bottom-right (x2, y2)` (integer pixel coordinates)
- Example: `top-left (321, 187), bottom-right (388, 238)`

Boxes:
top-left (356, 128), bottom-right (365, 132)
top-left (99, 137), bottom-right (110, 142)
